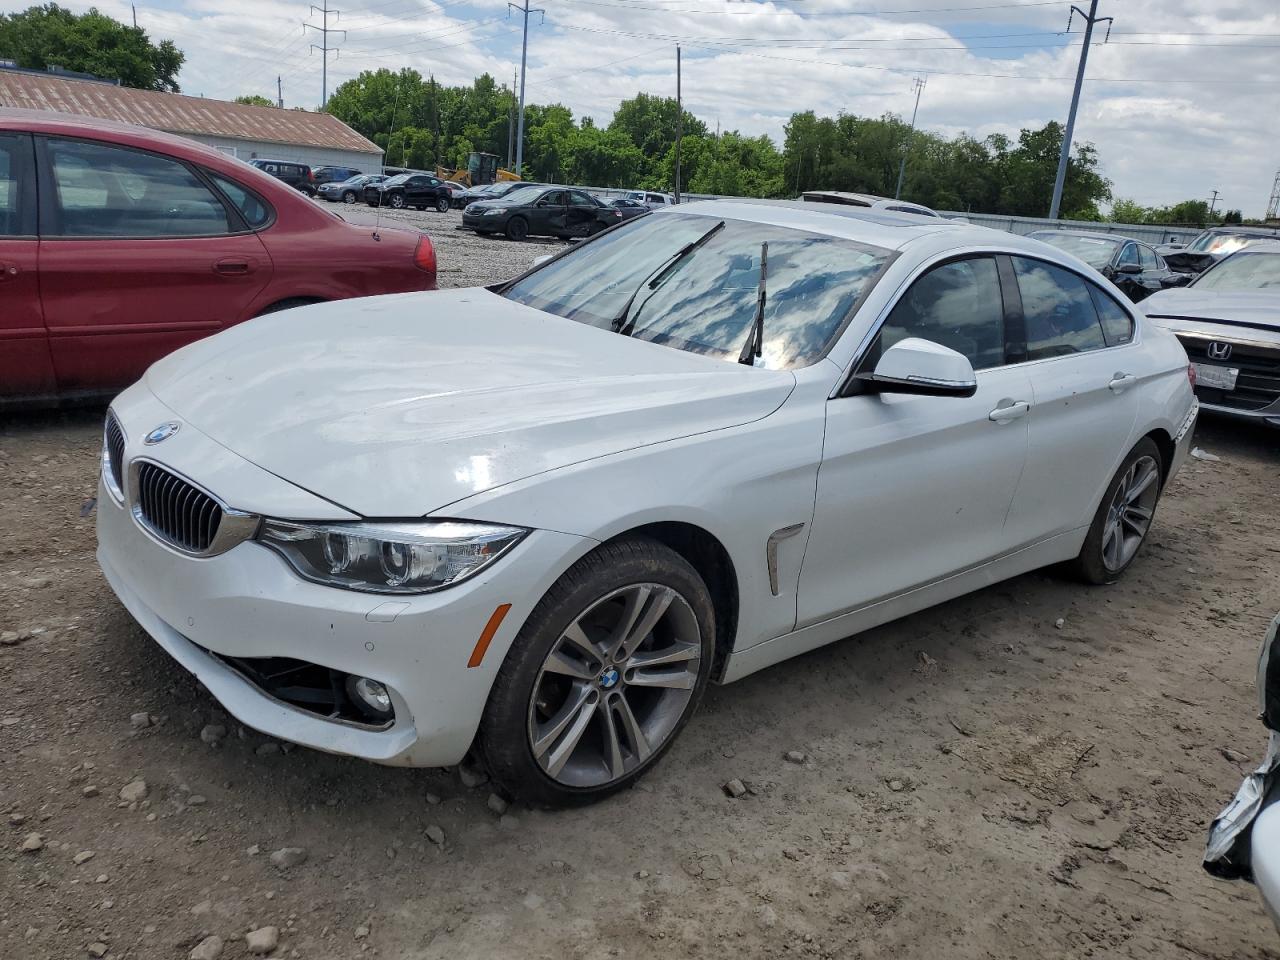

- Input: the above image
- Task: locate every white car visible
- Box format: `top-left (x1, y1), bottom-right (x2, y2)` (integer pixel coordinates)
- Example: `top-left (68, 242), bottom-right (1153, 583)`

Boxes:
top-left (97, 200), bottom-right (1198, 805)
top-left (800, 190), bottom-right (940, 218)
top-left (1142, 245), bottom-right (1280, 428)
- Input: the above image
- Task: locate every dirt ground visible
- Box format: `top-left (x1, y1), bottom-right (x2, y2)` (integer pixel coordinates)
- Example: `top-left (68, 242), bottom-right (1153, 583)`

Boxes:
top-left (3, 212), bottom-right (1280, 959)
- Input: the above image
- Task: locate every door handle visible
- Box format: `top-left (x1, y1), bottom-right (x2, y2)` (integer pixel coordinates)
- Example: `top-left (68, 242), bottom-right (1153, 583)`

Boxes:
top-left (214, 259), bottom-right (252, 276)
top-left (0, 261), bottom-right (18, 281)
top-left (1109, 373), bottom-right (1137, 393)
top-left (989, 400), bottom-right (1030, 422)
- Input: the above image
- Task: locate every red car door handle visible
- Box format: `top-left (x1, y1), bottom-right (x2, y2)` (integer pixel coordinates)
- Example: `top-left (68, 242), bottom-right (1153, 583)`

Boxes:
top-left (214, 259), bottom-right (252, 276)
top-left (0, 261), bottom-right (18, 281)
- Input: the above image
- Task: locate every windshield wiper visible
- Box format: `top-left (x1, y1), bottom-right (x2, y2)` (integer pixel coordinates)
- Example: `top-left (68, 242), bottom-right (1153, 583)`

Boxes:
top-left (737, 241), bottom-right (768, 365)
top-left (611, 220), bottom-right (726, 336)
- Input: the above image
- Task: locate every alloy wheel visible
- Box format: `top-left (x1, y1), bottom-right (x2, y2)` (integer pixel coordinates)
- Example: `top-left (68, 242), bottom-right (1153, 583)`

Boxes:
top-left (342, 192), bottom-right (357, 203)
top-left (390, 193), bottom-right (404, 209)
top-left (1101, 454), bottom-right (1160, 572)
top-left (527, 583), bottom-right (702, 789)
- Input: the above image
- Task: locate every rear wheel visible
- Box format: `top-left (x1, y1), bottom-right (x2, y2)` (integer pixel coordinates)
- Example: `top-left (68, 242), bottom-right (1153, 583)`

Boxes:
top-left (1070, 438), bottom-right (1164, 584)
top-left (479, 537), bottom-right (714, 807)
top-left (435, 196), bottom-right (450, 213)
top-left (505, 216), bottom-right (529, 242)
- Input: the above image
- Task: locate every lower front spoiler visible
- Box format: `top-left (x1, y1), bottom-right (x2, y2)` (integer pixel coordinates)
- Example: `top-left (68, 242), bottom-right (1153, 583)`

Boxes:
top-left (98, 547), bottom-right (419, 763)
top-left (1205, 730), bottom-right (1280, 881)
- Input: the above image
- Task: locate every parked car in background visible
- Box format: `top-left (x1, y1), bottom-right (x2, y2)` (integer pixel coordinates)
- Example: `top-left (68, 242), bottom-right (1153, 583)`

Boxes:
top-left (1204, 612), bottom-right (1280, 930)
top-left (609, 197), bottom-right (650, 222)
top-left (440, 181), bottom-right (468, 204)
top-left (317, 173), bottom-right (385, 204)
top-left (454, 180), bottom-right (546, 209)
top-left (462, 185), bottom-right (623, 240)
top-left (1157, 226), bottom-right (1280, 276)
top-left (363, 173), bottom-right (452, 212)
top-left (800, 190), bottom-right (940, 218)
top-left (247, 158), bottom-right (314, 196)
top-left (1142, 244), bottom-right (1280, 427)
top-left (96, 199), bottom-right (1195, 806)
top-left (0, 109), bottom-right (437, 404)
top-left (623, 190), bottom-right (674, 208)
top-left (311, 165), bottom-right (364, 186)
top-left (1028, 230), bottom-right (1184, 302)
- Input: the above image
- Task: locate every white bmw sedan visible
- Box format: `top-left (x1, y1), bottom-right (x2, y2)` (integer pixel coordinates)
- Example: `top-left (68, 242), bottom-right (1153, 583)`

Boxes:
top-left (97, 200), bottom-right (1198, 805)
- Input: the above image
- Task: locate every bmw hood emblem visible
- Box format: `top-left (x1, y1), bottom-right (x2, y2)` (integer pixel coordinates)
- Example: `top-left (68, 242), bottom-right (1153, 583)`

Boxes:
top-left (144, 421), bottom-right (182, 445)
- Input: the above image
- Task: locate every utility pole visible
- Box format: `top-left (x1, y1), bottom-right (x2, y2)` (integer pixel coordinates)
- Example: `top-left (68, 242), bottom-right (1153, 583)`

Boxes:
top-left (508, 0), bottom-right (544, 175)
top-left (507, 69), bottom-right (516, 169)
top-left (277, 75), bottom-right (283, 108)
top-left (1048, 0), bottom-right (1112, 219)
top-left (305, 1), bottom-right (345, 109)
top-left (893, 75), bottom-right (926, 201)
top-left (131, 5), bottom-right (137, 27)
top-left (674, 45), bottom-right (682, 204)
top-left (1208, 189), bottom-right (1221, 218)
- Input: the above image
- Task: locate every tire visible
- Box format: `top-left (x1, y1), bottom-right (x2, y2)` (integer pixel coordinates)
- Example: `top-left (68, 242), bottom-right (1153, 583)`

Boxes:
top-left (505, 216), bottom-right (529, 242)
top-left (389, 193), bottom-right (405, 210)
top-left (435, 195), bottom-right (450, 213)
top-left (1069, 438), bottom-right (1164, 585)
top-left (342, 191), bottom-right (357, 204)
top-left (479, 536), bottom-right (715, 807)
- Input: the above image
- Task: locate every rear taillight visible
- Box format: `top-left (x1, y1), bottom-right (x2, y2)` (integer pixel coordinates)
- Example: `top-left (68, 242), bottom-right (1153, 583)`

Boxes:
top-left (414, 236), bottom-right (437, 274)
top-left (1187, 362), bottom-right (1197, 388)
top-left (307, 169), bottom-right (315, 181)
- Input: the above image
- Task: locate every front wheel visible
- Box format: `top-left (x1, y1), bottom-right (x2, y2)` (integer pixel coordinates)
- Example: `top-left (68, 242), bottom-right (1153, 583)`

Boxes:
top-left (436, 196), bottom-right (450, 213)
top-left (505, 216), bottom-right (529, 242)
top-left (342, 191), bottom-right (357, 204)
top-left (479, 537), bottom-right (715, 807)
top-left (1070, 438), bottom-right (1164, 584)
top-left (389, 193), bottom-right (405, 209)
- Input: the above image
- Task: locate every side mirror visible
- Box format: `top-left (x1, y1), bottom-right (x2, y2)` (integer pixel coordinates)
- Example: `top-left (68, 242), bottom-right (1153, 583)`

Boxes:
top-left (1118, 263), bottom-right (1143, 274)
top-left (861, 338), bottom-right (977, 398)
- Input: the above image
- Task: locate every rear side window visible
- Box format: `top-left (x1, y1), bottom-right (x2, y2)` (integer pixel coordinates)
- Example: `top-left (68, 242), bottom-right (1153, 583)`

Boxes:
top-left (46, 138), bottom-right (233, 238)
top-left (1011, 257), bottom-right (1107, 359)
top-left (0, 133), bottom-right (34, 237)
top-left (1089, 284), bottom-right (1135, 346)
top-left (569, 190), bottom-right (596, 207)
top-left (1138, 245), bottom-right (1158, 270)
top-left (209, 173), bottom-right (272, 229)
top-left (864, 256), bottom-right (1007, 372)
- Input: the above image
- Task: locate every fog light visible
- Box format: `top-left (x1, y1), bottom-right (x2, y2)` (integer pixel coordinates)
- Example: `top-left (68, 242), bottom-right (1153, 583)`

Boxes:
top-left (345, 676), bottom-right (393, 722)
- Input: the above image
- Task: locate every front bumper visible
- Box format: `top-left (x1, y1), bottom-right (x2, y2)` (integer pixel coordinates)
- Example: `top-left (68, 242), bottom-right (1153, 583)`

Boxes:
top-left (462, 213), bottom-right (507, 230)
top-left (1195, 391), bottom-right (1280, 428)
top-left (95, 400), bottom-right (595, 767)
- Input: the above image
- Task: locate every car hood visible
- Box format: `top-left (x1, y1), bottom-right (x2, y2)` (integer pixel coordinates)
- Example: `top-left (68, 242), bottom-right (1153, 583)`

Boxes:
top-left (1143, 288), bottom-right (1280, 332)
top-left (143, 288), bottom-right (795, 518)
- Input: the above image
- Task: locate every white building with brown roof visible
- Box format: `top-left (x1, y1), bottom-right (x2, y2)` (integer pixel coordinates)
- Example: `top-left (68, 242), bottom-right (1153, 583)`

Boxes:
top-left (0, 66), bottom-right (382, 173)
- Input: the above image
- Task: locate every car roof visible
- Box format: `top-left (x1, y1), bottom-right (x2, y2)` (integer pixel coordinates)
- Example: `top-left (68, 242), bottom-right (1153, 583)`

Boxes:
top-left (659, 198), bottom-right (985, 250)
top-left (1033, 229), bottom-right (1139, 245)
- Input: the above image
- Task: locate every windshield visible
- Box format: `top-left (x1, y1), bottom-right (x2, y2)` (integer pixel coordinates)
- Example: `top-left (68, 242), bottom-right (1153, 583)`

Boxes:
top-left (1035, 233), bottom-right (1120, 269)
top-left (1193, 251), bottom-right (1280, 291)
top-left (498, 186), bottom-right (545, 205)
top-left (342, 175), bottom-right (366, 185)
top-left (1187, 231), bottom-right (1267, 254)
top-left (502, 213), bottom-right (893, 369)
top-left (382, 174), bottom-right (409, 186)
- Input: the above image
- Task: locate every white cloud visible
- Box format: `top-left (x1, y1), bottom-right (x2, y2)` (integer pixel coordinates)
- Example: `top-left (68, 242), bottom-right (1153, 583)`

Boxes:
top-left (34, 0), bottom-right (1280, 214)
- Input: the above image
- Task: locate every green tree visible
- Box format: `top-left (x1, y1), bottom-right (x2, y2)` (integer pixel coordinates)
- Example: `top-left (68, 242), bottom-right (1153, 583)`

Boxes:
top-left (234, 94), bottom-right (275, 108)
top-left (609, 93), bottom-right (708, 185)
top-left (1109, 198), bottom-right (1150, 224)
top-left (0, 3), bottom-right (183, 91)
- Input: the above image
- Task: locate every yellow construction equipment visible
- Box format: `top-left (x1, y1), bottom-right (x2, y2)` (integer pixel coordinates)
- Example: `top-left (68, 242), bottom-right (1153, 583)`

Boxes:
top-left (436, 152), bottom-right (522, 187)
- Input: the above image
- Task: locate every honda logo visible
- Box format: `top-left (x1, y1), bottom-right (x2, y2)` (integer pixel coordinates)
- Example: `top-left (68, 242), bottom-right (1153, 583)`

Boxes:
top-left (1207, 341), bottom-right (1233, 361)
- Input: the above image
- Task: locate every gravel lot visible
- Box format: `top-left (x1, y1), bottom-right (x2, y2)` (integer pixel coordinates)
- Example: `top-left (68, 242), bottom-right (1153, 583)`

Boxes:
top-left (3, 210), bottom-right (1280, 959)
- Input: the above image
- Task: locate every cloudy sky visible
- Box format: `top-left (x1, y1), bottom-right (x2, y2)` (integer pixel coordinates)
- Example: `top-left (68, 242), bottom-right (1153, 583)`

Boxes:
top-left (24, 0), bottom-right (1280, 215)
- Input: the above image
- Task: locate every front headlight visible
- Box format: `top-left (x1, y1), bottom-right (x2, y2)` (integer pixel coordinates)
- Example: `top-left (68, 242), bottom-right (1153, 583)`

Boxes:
top-left (482, 207), bottom-right (503, 216)
top-left (257, 520), bottom-right (527, 594)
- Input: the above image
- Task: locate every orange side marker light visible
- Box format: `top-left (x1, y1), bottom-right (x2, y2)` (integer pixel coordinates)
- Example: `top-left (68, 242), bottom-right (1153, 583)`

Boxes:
top-left (467, 603), bottom-right (512, 668)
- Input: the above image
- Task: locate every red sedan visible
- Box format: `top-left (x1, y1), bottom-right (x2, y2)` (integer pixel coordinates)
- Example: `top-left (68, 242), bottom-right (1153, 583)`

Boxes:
top-left (0, 109), bottom-right (437, 404)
